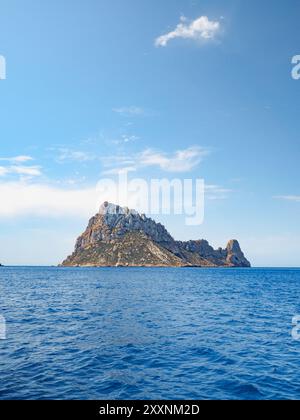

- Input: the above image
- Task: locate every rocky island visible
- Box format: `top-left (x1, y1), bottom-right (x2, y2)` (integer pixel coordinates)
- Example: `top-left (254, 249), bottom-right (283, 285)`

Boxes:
top-left (61, 202), bottom-right (251, 268)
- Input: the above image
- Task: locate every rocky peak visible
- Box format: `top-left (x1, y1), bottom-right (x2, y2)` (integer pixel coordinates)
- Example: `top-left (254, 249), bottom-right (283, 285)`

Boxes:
top-left (226, 239), bottom-right (242, 254)
top-left (99, 202), bottom-right (139, 217)
top-left (226, 239), bottom-right (250, 267)
top-left (177, 239), bottom-right (216, 257)
top-left (75, 202), bottom-right (177, 253)
top-left (178, 238), bottom-right (250, 267)
top-left (63, 203), bottom-right (251, 268)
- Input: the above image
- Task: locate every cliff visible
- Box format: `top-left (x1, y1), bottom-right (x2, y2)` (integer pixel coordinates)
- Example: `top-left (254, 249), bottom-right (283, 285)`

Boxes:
top-left (61, 202), bottom-right (251, 268)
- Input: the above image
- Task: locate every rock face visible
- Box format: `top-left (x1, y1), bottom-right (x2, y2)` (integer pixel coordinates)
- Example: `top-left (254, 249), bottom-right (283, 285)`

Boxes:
top-left (61, 202), bottom-right (251, 268)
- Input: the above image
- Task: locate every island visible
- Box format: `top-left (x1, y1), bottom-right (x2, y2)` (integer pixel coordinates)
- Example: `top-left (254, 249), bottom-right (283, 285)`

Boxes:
top-left (61, 202), bottom-right (251, 268)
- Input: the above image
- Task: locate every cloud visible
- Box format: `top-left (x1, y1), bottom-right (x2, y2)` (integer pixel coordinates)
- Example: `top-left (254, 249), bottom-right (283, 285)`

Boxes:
top-left (111, 134), bottom-right (140, 146)
top-left (0, 155), bottom-right (34, 163)
top-left (0, 166), bottom-right (9, 176)
top-left (0, 181), bottom-right (99, 219)
top-left (139, 147), bottom-right (208, 172)
top-left (0, 179), bottom-right (165, 219)
top-left (0, 177), bottom-right (230, 221)
top-left (102, 146), bottom-right (210, 174)
top-left (9, 165), bottom-right (42, 177)
top-left (56, 148), bottom-right (95, 163)
top-left (121, 134), bottom-right (139, 144)
top-left (155, 16), bottom-right (221, 47)
top-left (275, 195), bottom-right (300, 203)
top-left (113, 106), bottom-right (145, 117)
top-left (101, 155), bottom-right (136, 170)
top-left (0, 155), bottom-right (41, 179)
top-left (205, 184), bottom-right (232, 200)
top-left (0, 158), bottom-right (42, 179)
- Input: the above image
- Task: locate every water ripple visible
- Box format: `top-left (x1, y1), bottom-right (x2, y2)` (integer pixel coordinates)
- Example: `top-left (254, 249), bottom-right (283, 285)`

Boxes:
top-left (1, 267), bottom-right (300, 400)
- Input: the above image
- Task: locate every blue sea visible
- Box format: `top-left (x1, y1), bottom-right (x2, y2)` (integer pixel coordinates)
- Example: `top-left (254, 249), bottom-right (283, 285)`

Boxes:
top-left (0, 267), bottom-right (300, 400)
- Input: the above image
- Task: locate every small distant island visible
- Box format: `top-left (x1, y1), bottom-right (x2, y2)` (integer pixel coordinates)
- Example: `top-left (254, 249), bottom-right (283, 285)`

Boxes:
top-left (61, 202), bottom-right (251, 268)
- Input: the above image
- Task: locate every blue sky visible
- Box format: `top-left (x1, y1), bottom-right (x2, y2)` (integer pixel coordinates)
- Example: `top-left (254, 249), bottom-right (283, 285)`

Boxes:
top-left (0, 0), bottom-right (300, 266)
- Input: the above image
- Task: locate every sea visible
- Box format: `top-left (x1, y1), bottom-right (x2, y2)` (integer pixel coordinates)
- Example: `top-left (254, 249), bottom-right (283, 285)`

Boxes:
top-left (0, 267), bottom-right (300, 400)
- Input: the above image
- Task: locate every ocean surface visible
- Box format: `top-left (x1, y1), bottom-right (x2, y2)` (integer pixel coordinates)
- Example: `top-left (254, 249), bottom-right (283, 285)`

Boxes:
top-left (0, 267), bottom-right (300, 400)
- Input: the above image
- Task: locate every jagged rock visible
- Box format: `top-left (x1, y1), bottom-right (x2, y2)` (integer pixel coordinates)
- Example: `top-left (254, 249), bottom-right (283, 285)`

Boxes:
top-left (62, 231), bottom-right (185, 267)
top-left (225, 240), bottom-right (250, 267)
top-left (61, 202), bottom-right (251, 268)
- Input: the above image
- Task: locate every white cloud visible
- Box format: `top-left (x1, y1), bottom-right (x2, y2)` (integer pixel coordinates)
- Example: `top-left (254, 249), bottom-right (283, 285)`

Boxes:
top-left (0, 155), bottom-right (34, 163)
top-left (10, 155), bottom-right (34, 163)
top-left (275, 195), bottom-right (300, 203)
top-left (102, 146), bottom-right (210, 175)
top-left (110, 134), bottom-right (140, 146)
top-left (139, 146), bottom-right (209, 172)
top-left (205, 184), bottom-right (232, 200)
top-left (0, 178), bottom-right (230, 221)
top-left (0, 164), bottom-right (42, 179)
top-left (56, 148), bottom-right (95, 163)
top-left (101, 155), bottom-right (136, 169)
top-left (0, 155), bottom-right (41, 179)
top-left (9, 165), bottom-right (42, 177)
top-left (113, 106), bottom-right (145, 117)
top-left (122, 134), bottom-right (139, 143)
top-left (0, 166), bottom-right (9, 176)
top-left (102, 146), bottom-right (209, 174)
top-left (0, 181), bottom-right (99, 218)
top-left (0, 147), bottom-right (227, 221)
top-left (155, 16), bottom-right (220, 47)
top-left (0, 179), bottom-right (166, 219)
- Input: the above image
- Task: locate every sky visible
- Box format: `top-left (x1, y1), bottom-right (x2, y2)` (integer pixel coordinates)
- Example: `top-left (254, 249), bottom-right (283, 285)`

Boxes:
top-left (0, 0), bottom-right (300, 266)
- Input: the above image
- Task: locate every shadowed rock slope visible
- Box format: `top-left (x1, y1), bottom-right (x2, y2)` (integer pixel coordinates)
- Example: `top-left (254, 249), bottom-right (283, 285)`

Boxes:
top-left (61, 202), bottom-right (251, 268)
